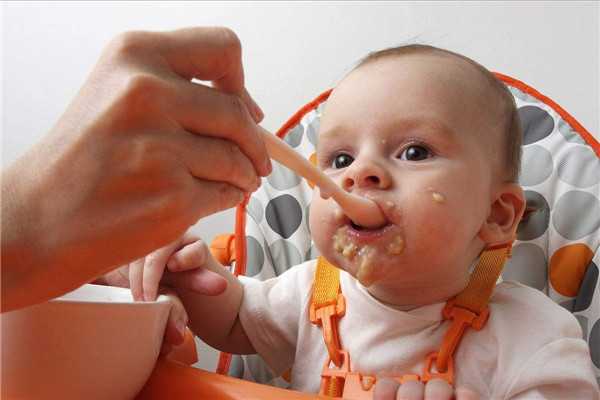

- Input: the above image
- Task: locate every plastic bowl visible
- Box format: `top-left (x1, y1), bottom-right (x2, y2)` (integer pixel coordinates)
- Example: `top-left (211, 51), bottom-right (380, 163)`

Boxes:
top-left (1, 284), bottom-right (172, 399)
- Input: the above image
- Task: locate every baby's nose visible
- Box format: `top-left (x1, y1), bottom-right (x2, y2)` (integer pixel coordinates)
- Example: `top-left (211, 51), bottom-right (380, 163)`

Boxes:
top-left (343, 162), bottom-right (391, 191)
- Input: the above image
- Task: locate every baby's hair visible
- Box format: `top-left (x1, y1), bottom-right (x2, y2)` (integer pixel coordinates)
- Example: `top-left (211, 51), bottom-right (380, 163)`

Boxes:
top-left (354, 45), bottom-right (522, 182)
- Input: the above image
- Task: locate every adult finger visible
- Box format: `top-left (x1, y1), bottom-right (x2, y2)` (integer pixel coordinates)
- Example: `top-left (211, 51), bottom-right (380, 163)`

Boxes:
top-left (158, 27), bottom-right (245, 91)
top-left (129, 258), bottom-right (145, 301)
top-left (172, 130), bottom-right (260, 193)
top-left (142, 242), bottom-right (181, 301)
top-left (455, 386), bottom-right (480, 400)
top-left (165, 80), bottom-right (271, 177)
top-left (159, 27), bottom-right (264, 121)
top-left (240, 87), bottom-right (264, 123)
top-left (373, 378), bottom-right (400, 400)
top-left (397, 380), bottom-right (425, 400)
top-left (155, 27), bottom-right (269, 168)
top-left (424, 379), bottom-right (453, 400)
top-left (166, 239), bottom-right (209, 272)
top-left (109, 28), bottom-right (270, 175)
top-left (189, 180), bottom-right (246, 221)
top-left (162, 268), bottom-right (227, 296)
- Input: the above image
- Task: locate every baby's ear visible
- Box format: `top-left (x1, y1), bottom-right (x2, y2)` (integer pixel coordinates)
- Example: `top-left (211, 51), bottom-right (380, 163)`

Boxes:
top-left (478, 183), bottom-right (525, 246)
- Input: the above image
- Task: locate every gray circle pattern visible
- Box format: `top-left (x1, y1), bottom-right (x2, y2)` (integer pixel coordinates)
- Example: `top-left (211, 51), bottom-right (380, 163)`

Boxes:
top-left (519, 106), bottom-right (554, 145)
top-left (558, 119), bottom-right (586, 144)
top-left (573, 261), bottom-right (598, 312)
top-left (575, 316), bottom-right (588, 341)
top-left (305, 203), bottom-right (311, 235)
top-left (307, 118), bottom-right (320, 147)
top-left (265, 194), bottom-right (303, 239)
top-left (590, 319), bottom-right (600, 368)
top-left (267, 160), bottom-right (302, 191)
top-left (245, 236), bottom-right (265, 277)
top-left (556, 145), bottom-right (600, 188)
top-left (229, 355), bottom-right (244, 378)
top-left (560, 299), bottom-right (575, 311)
top-left (509, 86), bottom-right (538, 103)
top-left (517, 190), bottom-right (550, 241)
top-left (553, 191), bottom-right (600, 240)
top-left (502, 243), bottom-right (547, 290)
top-left (269, 239), bottom-right (303, 275)
top-left (519, 145), bottom-right (553, 186)
top-left (284, 124), bottom-right (304, 148)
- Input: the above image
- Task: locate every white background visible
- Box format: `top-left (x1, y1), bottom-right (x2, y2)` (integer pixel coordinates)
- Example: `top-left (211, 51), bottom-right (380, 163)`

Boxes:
top-left (2, 1), bottom-right (599, 370)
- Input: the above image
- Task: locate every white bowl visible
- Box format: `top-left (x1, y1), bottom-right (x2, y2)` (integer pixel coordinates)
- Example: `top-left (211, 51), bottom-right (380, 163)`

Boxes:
top-left (1, 284), bottom-right (172, 399)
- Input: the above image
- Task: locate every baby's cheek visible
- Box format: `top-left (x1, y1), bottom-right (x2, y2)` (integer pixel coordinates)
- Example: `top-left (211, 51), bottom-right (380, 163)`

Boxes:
top-left (406, 191), bottom-right (472, 257)
top-left (309, 199), bottom-right (336, 250)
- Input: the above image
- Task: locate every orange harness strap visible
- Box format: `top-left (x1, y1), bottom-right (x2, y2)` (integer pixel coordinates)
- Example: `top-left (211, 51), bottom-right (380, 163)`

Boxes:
top-left (310, 242), bottom-right (512, 398)
top-left (432, 243), bottom-right (512, 375)
top-left (309, 257), bottom-right (346, 397)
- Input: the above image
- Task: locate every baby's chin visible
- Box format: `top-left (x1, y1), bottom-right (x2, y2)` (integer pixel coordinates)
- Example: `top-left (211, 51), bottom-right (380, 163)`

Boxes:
top-left (319, 228), bottom-right (406, 287)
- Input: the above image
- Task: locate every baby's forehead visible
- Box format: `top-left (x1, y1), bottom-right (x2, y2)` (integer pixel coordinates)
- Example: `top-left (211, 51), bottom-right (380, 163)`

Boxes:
top-left (323, 52), bottom-right (506, 143)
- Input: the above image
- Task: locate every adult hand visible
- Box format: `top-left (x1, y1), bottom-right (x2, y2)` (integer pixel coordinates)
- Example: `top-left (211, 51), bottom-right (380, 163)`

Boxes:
top-left (1, 27), bottom-right (271, 312)
top-left (373, 378), bottom-right (480, 400)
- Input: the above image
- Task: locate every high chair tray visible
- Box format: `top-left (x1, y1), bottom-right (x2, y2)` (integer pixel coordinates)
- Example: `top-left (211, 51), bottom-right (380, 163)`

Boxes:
top-left (137, 358), bottom-right (328, 400)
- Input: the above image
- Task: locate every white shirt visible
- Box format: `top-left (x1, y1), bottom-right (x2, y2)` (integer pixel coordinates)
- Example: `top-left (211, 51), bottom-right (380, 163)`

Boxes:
top-left (239, 259), bottom-right (599, 399)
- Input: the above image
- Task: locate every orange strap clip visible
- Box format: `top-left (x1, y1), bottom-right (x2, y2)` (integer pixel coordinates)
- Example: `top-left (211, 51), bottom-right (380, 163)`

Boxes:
top-left (435, 300), bottom-right (489, 374)
top-left (310, 293), bottom-right (346, 367)
top-left (319, 350), bottom-right (350, 397)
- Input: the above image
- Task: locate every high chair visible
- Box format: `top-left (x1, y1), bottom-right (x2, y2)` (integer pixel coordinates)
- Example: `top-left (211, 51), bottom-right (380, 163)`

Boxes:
top-left (137, 73), bottom-right (599, 399)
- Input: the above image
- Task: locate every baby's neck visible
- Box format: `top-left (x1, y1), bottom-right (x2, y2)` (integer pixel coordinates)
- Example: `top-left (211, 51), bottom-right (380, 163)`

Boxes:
top-left (364, 277), bottom-right (469, 310)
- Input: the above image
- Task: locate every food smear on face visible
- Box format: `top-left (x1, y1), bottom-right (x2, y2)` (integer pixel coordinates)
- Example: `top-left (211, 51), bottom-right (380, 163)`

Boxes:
top-left (356, 246), bottom-right (376, 286)
top-left (333, 226), bottom-right (352, 256)
top-left (426, 187), bottom-right (445, 204)
top-left (432, 192), bottom-right (445, 203)
top-left (332, 225), bottom-right (404, 287)
top-left (386, 235), bottom-right (404, 255)
top-left (342, 243), bottom-right (358, 258)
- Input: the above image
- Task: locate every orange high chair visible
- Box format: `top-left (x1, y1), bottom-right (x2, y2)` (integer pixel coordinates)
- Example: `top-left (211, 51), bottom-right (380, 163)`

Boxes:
top-left (137, 73), bottom-right (599, 399)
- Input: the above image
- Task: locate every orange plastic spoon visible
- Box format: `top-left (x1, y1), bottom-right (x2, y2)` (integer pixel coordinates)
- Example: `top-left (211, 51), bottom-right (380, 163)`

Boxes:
top-left (260, 127), bottom-right (386, 228)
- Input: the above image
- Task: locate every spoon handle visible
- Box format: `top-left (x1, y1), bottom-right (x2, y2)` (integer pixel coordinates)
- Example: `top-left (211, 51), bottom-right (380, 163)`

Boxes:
top-left (259, 127), bottom-right (342, 199)
top-left (259, 127), bottom-right (386, 228)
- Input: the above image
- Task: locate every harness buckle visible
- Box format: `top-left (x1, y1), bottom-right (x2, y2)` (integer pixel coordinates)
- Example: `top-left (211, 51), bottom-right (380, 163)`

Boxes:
top-left (310, 293), bottom-right (346, 366)
top-left (319, 349), bottom-right (350, 397)
top-left (435, 300), bottom-right (490, 373)
top-left (423, 352), bottom-right (455, 385)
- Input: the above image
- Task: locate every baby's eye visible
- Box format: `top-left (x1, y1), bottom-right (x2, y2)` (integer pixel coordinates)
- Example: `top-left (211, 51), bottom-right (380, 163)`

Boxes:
top-left (332, 153), bottom-right (354, 169)
top-left (398, 145), bottom-right (432, 161)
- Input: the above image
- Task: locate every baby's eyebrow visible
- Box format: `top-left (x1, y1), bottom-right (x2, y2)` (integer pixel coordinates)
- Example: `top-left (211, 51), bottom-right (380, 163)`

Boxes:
top-left (320, 118), bottom-right (457, 140)
top-left (318, 127), bottom-right (345, 140)
top-left (388, 117), bottom-right (457, 138)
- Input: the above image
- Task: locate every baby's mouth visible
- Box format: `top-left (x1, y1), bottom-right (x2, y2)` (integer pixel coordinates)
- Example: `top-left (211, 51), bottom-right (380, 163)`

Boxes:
top-left (346, 219), bottom-right (394, 243)
top-left (343, 198), bottom-right (396, 242)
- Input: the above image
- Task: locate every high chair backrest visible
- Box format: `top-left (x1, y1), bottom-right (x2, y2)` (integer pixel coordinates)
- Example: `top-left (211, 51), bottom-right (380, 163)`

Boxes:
top-left (215, 74), bottom-right (600, 385)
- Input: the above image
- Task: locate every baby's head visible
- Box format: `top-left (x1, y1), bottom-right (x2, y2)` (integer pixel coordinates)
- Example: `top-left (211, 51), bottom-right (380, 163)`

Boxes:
top-left (309, 45), bottom-right (525, 307)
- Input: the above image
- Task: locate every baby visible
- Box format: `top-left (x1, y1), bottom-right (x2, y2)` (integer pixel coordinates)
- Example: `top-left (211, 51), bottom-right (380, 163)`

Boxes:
top-left (128, 45), bottom-right (600, 398)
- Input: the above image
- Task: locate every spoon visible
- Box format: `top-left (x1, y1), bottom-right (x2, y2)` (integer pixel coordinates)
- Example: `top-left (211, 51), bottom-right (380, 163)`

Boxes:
top-left (259, 127), bottom-right (387, 229)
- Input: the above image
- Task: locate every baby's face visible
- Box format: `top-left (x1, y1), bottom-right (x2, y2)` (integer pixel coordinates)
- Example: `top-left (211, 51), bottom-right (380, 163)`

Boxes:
top-left (310, 54), bottom-right (502, 305)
